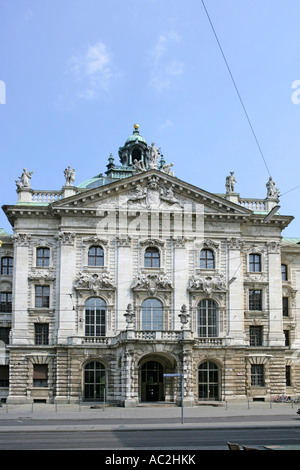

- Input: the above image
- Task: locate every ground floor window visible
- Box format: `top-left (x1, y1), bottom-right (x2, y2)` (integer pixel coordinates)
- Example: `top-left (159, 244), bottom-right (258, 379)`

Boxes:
top-left (198, 361), bottom-right (220, 400)
top-left (251, 364), bottom-right (264, 386)
top-left (84, 361), bottom-right (106, 401)
top-left (0, 365), bottom-right (9, 387)
top-left (33, 364), bottom-right (48, 387)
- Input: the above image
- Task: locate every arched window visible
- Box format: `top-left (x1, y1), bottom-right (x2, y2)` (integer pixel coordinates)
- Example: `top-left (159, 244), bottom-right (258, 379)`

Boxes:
top-left (84, 361), bottom-right (106, 401)
top-left (132, 147), bottom-right (142, 162)
top-left (36, 247), bottom-right (50, 267)
top-left (145, 247), bottom-right (160, 268)
top-left (142, 298), bottom-right (163, 331)
top-left (85, 297), bottom-right (106, 337)
top-left (88, 246), bottom-right (104, 267)
top-left (249, 253), bottom-right (261, 272)
top-left (198, 299), bottom-right (218, 337)
top-left (1, 257), bottom-right (13, 276)
top-left (200, 249), bottom-right (215, 269)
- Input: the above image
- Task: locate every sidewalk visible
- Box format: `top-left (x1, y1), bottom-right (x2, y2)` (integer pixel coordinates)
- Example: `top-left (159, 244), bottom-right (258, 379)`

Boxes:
top-left (0, 400), bottom-right (299, 432)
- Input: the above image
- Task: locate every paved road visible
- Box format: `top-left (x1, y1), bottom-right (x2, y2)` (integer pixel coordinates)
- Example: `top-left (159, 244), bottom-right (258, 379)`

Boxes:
top-left (1, 426), bottom-right (300, 450)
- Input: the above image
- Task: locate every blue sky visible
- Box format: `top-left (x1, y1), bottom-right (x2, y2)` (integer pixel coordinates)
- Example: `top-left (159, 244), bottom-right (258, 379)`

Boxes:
top-left (1, 0), bottom-right (300, 236)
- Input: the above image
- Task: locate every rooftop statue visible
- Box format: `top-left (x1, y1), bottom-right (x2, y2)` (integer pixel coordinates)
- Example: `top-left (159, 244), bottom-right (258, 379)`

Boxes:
top-left (225, 172), bottom-right (237, 194)
top-left (15, 168), bottom-right (33, 190)
top-left (148, 142), bottom-right (160, 169)
top-left (64, 166), bottom-right (76, 186)
top-left (266, 176), bottom-right (280, 199)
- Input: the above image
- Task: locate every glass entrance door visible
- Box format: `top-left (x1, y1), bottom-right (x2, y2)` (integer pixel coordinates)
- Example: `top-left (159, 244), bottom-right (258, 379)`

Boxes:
top-left (84, 361), bottom-right (106, 402)
top-left (198, 361), bottom-right (220, 400)
top-left (141, 361), bottom-right (164, 402)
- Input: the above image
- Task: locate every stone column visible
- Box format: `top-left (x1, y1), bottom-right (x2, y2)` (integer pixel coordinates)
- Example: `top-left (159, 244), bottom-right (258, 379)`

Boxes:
top-left (226, 238), bottom-right (246, 345)
top-left (116, 236), bottom-right (132, 332)
top-left (56, 231), bottom-right (76, 344)
top-left (172, 237), bottom-right (189, 330)
top-left (182, 349), bottom-right (194, 406)
top-left (268, 242), bottom-right (285, 346)
top-left (123, 350), bottom-right (137, 407)
top-left (11, 233), bottom-right (31, 345)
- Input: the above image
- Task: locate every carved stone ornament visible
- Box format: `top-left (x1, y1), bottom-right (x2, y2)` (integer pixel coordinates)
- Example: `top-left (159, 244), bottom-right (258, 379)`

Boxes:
top-left (124, 304), bottom-right (135, 329)
top-left (178, 304), bottom-right (191, 330)
top-left (228, 237), bottom-right (244, 250)
top-left (13, 233), bottom-right (31, 246)
top-left (128, 177), bottom-right (182, 210)
top-left (28, 268), bottom-right (55, 281)
top-left (74, 271), bottom-right (115, 292)
top-left (55, 232), bottom-right (76, 245)
top-left (188, 274), bottom-right (227, 295)
top-left (131, 271), bottom-right (173, 295)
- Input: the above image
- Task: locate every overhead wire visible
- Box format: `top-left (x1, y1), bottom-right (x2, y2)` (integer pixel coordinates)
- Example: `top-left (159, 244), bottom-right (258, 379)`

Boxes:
top-left (201, 0), bottom-right (272, 179)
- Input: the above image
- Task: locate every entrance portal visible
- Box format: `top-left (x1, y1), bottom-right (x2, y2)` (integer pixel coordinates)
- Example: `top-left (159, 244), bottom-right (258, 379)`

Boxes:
top-left (141, 361), bottom-right (164, 402)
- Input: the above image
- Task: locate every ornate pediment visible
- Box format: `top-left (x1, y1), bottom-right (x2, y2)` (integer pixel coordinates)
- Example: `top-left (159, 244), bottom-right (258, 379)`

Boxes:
top-left (131, 271), bottom-right (173, 295)
top-left (74, 271), bottom-right (115, 292)
top-left (50, 169), bottom-right (252, 218)
top-left (188, 274), bottom-right (227, 295)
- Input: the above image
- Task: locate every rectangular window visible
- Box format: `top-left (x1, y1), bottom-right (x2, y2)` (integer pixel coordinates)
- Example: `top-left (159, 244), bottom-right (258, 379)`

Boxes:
top-left (0, 327), bottom-right (10, 344)
top-left (286, 365), bottom-right (291, 387)
top-left (0, 365), bottom-right (9, 387)
top-left (283, 297), bottom-right (289, 317)
top-left (35, 323), bottom-right (49, 345)
top-left (249, 290), bottom-right (262, 311)
top-left (251, 364), bottom-right (264, 386)
top-left (1, 257), bottom-right (13, 276)
top-left (249, 254), bottom-right (261, 272)
top-left (281, 264), bottom-right (288, 281)
top-left (33, 364), bottom-right (48, 387)
top-left (284, 330), bottom-right (290, 347)
top-left (36, 248), bottom-right (50, 267)
top-left (0, 292), bottom-right (12, 312)
top-left (250, 326), bottom-right (263, 346)
top-left (35, 286), bottom-right (50, 308)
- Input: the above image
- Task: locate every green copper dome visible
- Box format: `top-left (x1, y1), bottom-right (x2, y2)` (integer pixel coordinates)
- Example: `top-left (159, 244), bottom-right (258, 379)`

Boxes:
top-left (125, 124), bottom-right (147, 145)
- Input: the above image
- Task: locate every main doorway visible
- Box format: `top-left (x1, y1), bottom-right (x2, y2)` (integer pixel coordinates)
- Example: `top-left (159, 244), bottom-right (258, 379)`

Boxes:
top-left (141, 360), bottom-right (164, 402)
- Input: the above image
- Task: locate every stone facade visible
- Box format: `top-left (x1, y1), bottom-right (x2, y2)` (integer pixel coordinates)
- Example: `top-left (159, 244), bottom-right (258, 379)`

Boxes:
top-left (1, 125), bottom-right (300, 406)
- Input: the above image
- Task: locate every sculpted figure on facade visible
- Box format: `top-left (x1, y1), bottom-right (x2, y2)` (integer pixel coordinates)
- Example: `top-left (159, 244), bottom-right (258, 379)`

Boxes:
top-left (132, 159), bottom-right (146, 174)
top-left (188, 274), bottom-right (226, 294)
top-left (160, 162), bottom-right (174, 176)
top-left (74, 271), bottom-right (115, 292)
top-left (131, 272), bottom-right (172, 295)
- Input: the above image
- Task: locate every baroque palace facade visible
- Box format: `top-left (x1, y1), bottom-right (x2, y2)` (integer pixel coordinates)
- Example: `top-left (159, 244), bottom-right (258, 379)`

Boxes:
top-left (1, 124), bottom-right (300, 406)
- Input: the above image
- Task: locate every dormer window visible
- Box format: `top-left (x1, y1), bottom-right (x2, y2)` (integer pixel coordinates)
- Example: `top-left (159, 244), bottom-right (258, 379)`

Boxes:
top-left (145, 247), bottom-right (160, 268)
top-left (200, 249), bottom-right (215, 269)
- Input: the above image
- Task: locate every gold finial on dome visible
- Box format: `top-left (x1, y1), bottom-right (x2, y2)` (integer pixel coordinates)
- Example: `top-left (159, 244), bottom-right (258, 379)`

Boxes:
top-left (134, 124), bottom-right (139, 130)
